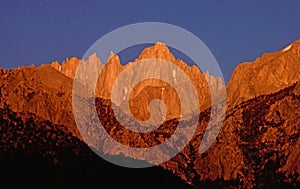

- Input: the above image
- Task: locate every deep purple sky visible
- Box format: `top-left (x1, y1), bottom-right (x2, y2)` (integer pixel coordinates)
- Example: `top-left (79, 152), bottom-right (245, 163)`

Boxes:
top-left (1, 0), bottom-right (300, 82)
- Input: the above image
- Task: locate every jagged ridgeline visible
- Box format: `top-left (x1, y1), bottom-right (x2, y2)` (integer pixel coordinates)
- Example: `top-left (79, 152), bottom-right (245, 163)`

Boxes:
top-left (0, 40), bottom-right (300, 188)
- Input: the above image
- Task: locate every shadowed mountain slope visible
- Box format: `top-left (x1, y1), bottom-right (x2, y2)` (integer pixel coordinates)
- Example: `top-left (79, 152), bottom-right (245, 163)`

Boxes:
top-left (0, 105), bottom-right (193, 189)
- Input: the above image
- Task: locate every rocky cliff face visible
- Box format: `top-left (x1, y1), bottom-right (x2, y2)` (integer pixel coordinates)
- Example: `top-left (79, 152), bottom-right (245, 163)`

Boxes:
top-left (162, 82), bottom-right (300, 188)
top-left (227, 39), bottom-right (300, 107)
top-left (0, 65), bottom-right (79, 137)
top-left (51, 57), bottom-right (81, 79)
top-left (80, 82), bottom-right (298, 188)
top-left (50, 42), bottom-right (224, 123)
top-left (0, 40), bottom-right (300, 188)
top-left (0, 41), bottom-right (223, 154)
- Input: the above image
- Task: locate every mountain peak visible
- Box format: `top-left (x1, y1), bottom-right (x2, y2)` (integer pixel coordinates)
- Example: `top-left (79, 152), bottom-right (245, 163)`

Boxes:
top-left (137, 42), bottom-right (175, 62)
top-left (50, 57), bottom-right (81, 79)
top-left (109, 50), bottom-right (115, 58)
top-left (87, 53), bottom-right (102, 64)
top-left (107, 50), bottom-right (121, 65)
top-left (154, 41), bottom-right (169, 50)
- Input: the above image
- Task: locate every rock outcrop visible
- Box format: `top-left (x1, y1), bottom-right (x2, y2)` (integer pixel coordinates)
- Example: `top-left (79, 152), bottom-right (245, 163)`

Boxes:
top-left (51, 42), bottom-right (224, 123)
top-left (51, 57), bottom-right (81, 79)
top-left (0, 65), bottom-right (79, 137)
top-left (227, 39), bottom-right (300, 107)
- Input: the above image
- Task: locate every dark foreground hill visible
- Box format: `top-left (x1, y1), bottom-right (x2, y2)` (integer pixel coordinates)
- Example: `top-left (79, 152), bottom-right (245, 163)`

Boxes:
top-left (0, 105), bottom-right (192, 189)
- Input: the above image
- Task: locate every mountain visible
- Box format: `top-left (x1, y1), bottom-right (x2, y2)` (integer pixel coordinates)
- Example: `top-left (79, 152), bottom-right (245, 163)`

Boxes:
top-left (0, 40), bottom-right (300, 188)
top-left (51, 42), bottom-right (224, 121)
top-left (0, 65), bottom-right (80, 137)
top-left (227, 39), bottom-right (300, 107)
top-left (161, 82), bottom-right (300, 188)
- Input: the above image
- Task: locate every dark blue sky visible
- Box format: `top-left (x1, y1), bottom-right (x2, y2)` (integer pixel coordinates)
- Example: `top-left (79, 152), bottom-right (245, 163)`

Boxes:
top-left (1, 0), bottom-right (300, 82)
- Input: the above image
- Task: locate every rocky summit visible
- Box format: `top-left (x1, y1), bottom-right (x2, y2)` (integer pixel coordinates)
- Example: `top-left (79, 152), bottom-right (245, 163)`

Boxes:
top-left (0, 40), bottom-right (300, 188)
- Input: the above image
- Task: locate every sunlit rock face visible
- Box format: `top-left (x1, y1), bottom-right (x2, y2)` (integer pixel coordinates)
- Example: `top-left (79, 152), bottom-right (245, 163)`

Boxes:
top-left (51, 42), bottom-right (223, 124)
top-left (1, 40), bottom-right (300, 188)
top-left (227, 39), bottom-right (300, 108)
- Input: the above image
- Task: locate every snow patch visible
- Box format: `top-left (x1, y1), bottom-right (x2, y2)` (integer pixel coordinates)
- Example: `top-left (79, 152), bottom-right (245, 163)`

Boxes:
top-left (173, 70), bottom-right (177, 83)
top-left (123, 87), bottom-right (128, 100)
top-left (282, 44), bottom-right (292, 52)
